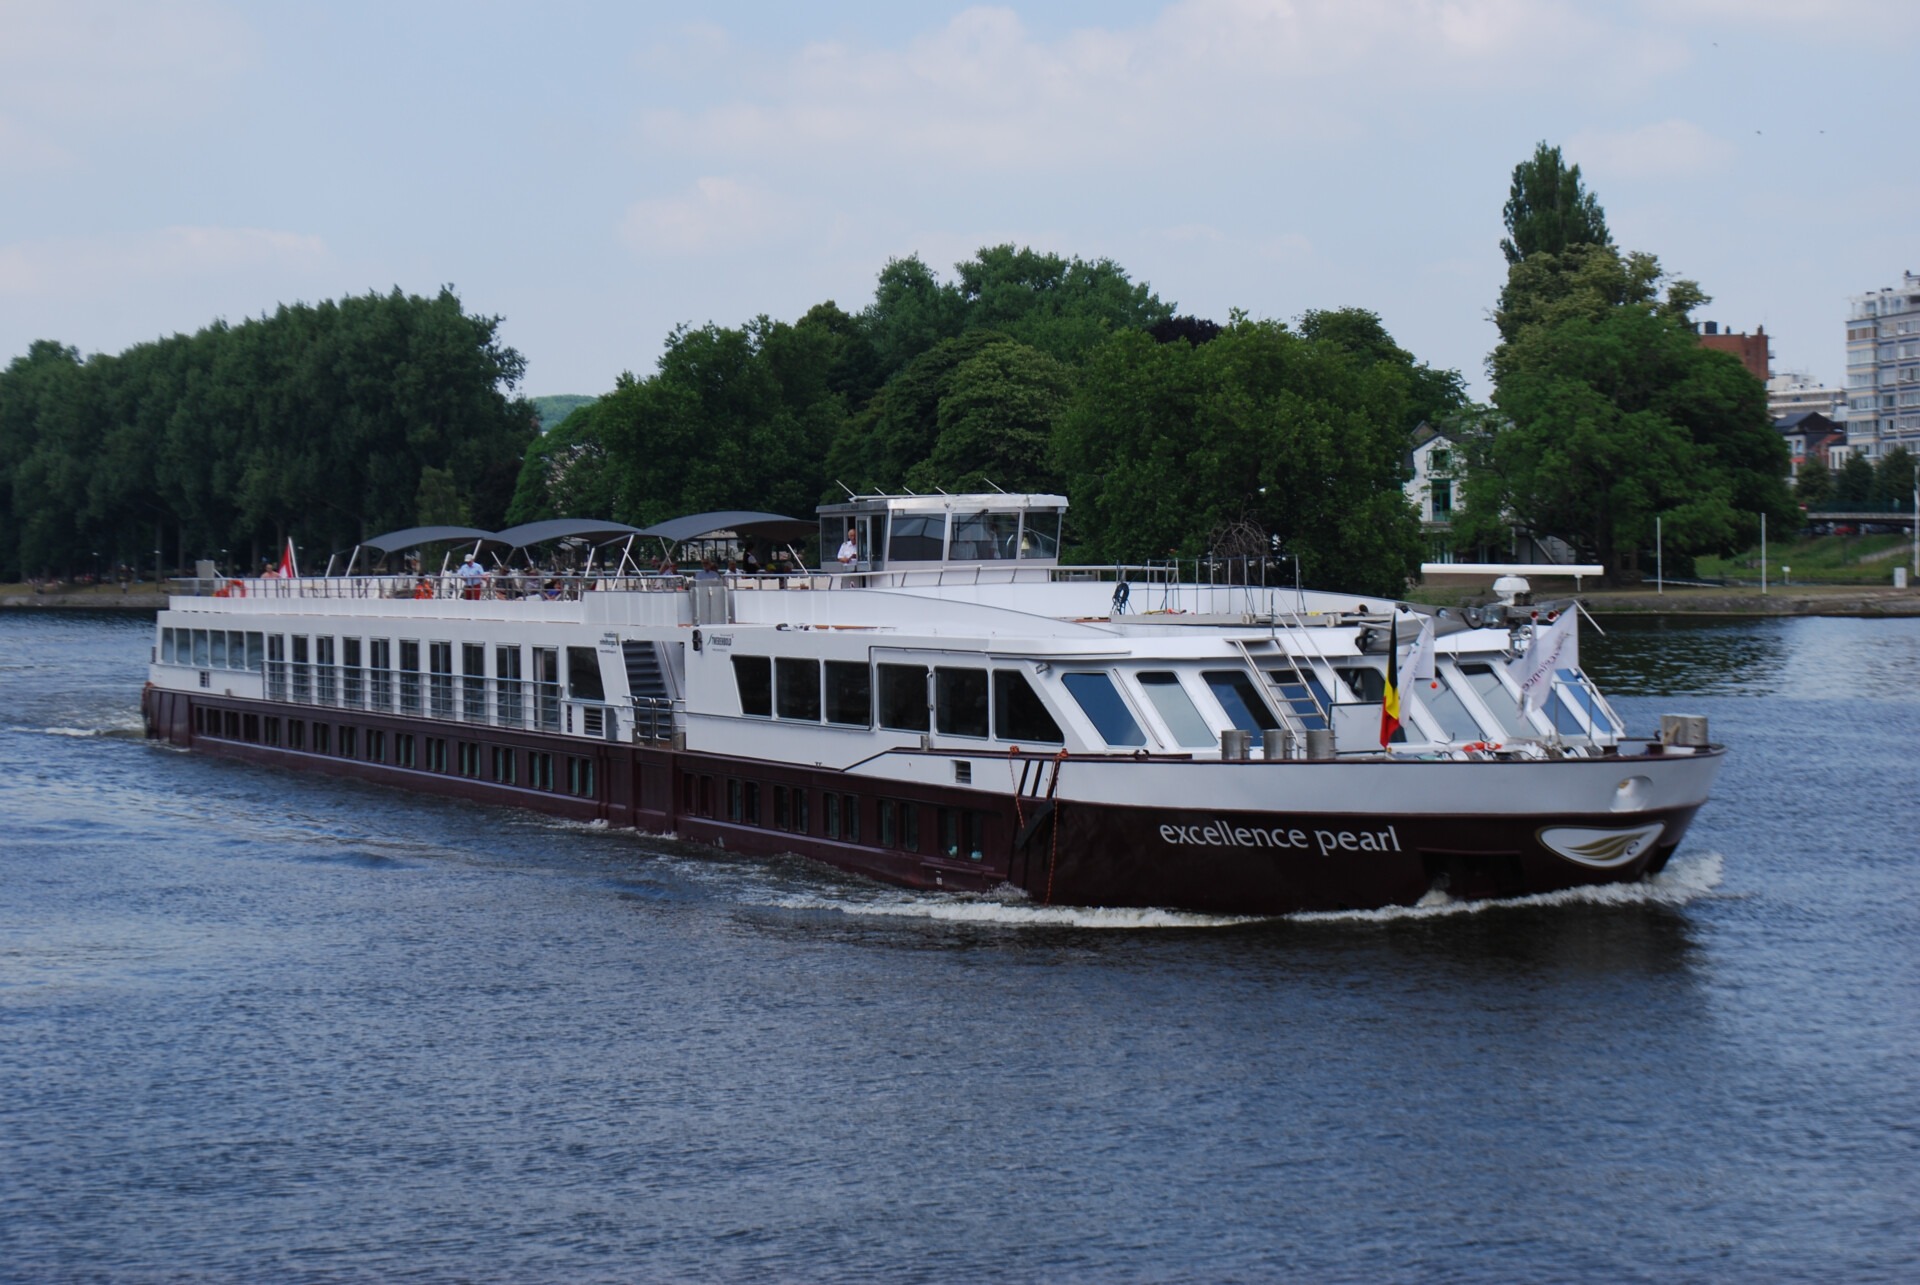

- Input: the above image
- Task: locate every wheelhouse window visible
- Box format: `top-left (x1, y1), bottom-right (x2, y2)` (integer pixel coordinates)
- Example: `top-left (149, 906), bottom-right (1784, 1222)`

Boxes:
top-left (1018, 510), bottom-right (1061, 560)
top-left (1419, 672), bottom-right (1485, 744)
top-left (1202, 671), bottom-right (1278, 732)
top-left (1137, 672), bottom-right (1214, 747)
top-left (949, 511), bottom-right (1020, 560)
top-left (877, 664), bottom-right (928, 731)
top-left (776, 658), bottom-right (821, 721)
top-left (934, 668), bottom-right (989, 738)
top-left (1061, 672), bottom-right (1146, 747)
top-left (825, 661), bottom-right (871, 726)
top-left (993, 670), bottom-right (1063, 744)
top-left (732, 655), bottom-right (772, 717)
top-left (888, 513), bottom-right (945, 562)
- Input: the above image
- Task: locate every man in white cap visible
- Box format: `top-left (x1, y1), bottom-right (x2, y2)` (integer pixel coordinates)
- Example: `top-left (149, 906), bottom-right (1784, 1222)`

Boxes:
top-left (457, 552), bottom-right (485, 599)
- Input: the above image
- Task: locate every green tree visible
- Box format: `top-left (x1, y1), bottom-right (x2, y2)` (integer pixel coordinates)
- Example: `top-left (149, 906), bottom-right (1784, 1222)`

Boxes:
top-left (1834, 453), bottom-right (1875, 507)
top-left (1057, 317), bottom-right (1426, 596)
top-left (1296, 307), bottom-right (1466, 432)
top-left (1872, 445), bottom-right (1915, 509)
top-left (1468, 257), bottom-right (1794, 579)
top-left (1793, 454), bottom-right (1833, 511)
top-left (909, 339), bottom-right (1072, 493)
top-left (1501, 141), bottom-right (1611, 266)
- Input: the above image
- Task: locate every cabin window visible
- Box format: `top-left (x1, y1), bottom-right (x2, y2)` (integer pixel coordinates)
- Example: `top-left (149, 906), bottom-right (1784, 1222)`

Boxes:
top-left (825, 661), bottom-right (871, 726)
top-left (428, 642), bottom-right (453, 717)
top-left (461, 643), bottom-right (486, 721)
top-left (776, 658), bottom-right (822, 721)
top-left (566, 647), bottom-right (605, 701)
top-left (569, 757), bottom-right (595, 797)
top-left (878, 799), bottom-right (897, 847)
top-left (949, 510), bottom-right (1020, 560)
top-left (993, 670), bottom-right (1063, 744)
top-left (888, 513), bottom-right (945, 562)
top-left (938, 808), bottom-right (985, 861)
top-left (395, 733), bottom-right (416, 768)
top-left (288, 720), bottom-right (305, 751)
top-left (1062, 672), bottom-right (1147, 747)
top-left (399, 641), bottom-right (421, 714)
top-left (1137, 673), bottom-right (1215, 747)
top-left (1457, 663), bottom-right (1532, 739)
top-left (732, 656), bottom-right (772, 717)
top-left (877, 664), bottom-right (929, 731)
top-left (264, 718), bottom-right (281, 747)
top-left (366, 729), bottom-right (385, 762)
top-left (492, 746), bottom-right (515, 784)
top-left (529, 751), bottom-right (554, 791)
top-left (774, 785), bottom-right (790, 830)
top-left (1201, 671), bottom-right (1278, 732)
top-left (792, 789), bottom-right (809, 834)
top-left (211, 630), bottom-right (228, 668)
top-left (331, 725), bottom-right (348, 757)
top-left (1018, 510), bottom-right (1061, 560)
top-left (934, 668), bottom-right (989, 739)
top-left (824, 792), bottom-right (840, 839)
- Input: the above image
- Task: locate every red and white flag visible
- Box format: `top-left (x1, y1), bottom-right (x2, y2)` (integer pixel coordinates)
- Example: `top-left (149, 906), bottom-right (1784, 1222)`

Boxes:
top-left (275, 538), bottom-right (298, 580)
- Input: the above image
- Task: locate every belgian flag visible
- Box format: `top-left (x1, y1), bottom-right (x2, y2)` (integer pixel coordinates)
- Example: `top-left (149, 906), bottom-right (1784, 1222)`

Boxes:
top-left (1379, 631), bottom-right (1401, 748)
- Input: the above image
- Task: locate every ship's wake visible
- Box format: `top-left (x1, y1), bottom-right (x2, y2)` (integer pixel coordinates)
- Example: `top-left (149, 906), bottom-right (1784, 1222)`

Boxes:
top-left (760, 850), bottom-right (1726, 931)
top-left (1289, 850), bottom-right (1726, 923)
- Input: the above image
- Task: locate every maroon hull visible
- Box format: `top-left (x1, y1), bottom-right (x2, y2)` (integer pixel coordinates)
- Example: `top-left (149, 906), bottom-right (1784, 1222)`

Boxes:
top-left (143, 687), bottom-right (1705, 916)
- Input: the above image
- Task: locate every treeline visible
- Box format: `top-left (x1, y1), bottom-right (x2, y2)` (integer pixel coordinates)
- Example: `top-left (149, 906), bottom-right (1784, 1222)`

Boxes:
top-left (1794, 445), bottom-right (1914, 512)
top-left (507, 245), bottom-right (1464, 596)
top-left (0, 288), bottom-right (535, 580)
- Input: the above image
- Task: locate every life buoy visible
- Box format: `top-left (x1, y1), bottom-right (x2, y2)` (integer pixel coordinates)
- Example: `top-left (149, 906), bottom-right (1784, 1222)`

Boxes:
top-left (228, 580), bottom-right (246, 597)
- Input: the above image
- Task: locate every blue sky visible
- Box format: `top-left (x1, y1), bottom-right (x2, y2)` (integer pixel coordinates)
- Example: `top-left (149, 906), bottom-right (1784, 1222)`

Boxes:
top-left (3, 0), bottom-right (1913, 401)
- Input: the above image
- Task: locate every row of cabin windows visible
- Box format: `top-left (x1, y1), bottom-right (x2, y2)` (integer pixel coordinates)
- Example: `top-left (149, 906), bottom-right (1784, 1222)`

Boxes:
top-left (683, 771), bottom-right (987, 861)
top-left (732, 658), bottom-right (1546, 751)
top-left (191, 706), bottom-right (595, 795)
top-left (169, 629), bottom-right (608, 702)
top-left (731, 659), bottom-right (1064, 743)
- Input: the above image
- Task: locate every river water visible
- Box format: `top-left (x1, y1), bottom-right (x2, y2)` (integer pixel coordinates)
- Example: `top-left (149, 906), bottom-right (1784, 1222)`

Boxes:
top-left (1, 612), bottom-right (1915, 1283)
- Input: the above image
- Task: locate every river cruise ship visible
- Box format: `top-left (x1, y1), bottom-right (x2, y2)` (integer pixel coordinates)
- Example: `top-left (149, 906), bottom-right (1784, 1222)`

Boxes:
top-left (141, 493), bottom-right (1723, 914)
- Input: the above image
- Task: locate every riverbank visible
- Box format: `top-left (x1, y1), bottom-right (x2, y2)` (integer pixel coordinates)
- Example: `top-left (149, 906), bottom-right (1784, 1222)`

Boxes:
top-left (1, 583), bottom-right (166, 611)
top-left (1576, 582), bottom-right (1920, 617)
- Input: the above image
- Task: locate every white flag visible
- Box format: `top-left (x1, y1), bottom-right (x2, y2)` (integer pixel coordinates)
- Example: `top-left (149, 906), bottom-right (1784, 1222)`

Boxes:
top-left (1508, 611), bottom-right (1578, 714)
top-left (1407, 615), bottom-right (1436, 688)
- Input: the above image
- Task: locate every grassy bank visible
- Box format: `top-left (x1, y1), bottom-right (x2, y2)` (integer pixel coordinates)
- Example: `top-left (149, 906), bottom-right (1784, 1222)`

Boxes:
top-left (1693, 531), bottom-right (1915, 587)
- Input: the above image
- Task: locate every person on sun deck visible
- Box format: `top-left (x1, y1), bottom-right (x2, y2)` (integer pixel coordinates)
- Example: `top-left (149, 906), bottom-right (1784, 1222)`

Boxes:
top-left (836, 527), bottom-right (859, 567)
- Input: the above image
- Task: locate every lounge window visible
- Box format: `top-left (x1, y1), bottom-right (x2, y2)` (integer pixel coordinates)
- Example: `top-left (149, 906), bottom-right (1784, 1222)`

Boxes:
top-left (878, 664), bottom-right (929, 732)
top-left (1264, 667), bottom-right (1332, 731)
top-left (1062, 672), bottom-right (1146, 747)
top-left (776, 658), bottom-right (821, 721)
top-left (1458, 663), bottom-right (1532, 739)
top-left (825, 661), bottom-right (871, 727)
top-left (935, 668), bottom-right (989, 738)
top-left (1138, 673), bottom-right (1215, 747)
top-left (733, 656), bottom-right (772, 717)
top-left (993, 670), bottom-right (1063, 744)
top-left (1202, 671), bottom-right (1278, 732)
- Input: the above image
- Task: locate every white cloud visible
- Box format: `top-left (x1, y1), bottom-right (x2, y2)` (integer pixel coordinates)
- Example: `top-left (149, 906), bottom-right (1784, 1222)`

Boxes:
top-left (635, 1), bottom-right (1691, 173)
top-left (620, 177), bottom-right (808, 256)
top-left (1569, 119), bottom-right (1737, 180)
top-left (0, 226), bottom-right (327, 296)
top-left (0, 0), bottom-right (255, 125)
